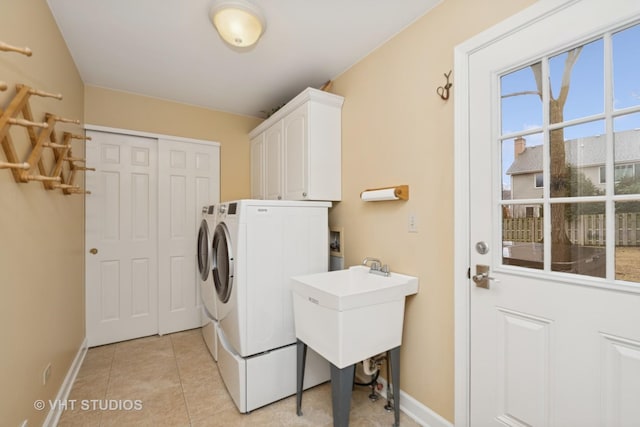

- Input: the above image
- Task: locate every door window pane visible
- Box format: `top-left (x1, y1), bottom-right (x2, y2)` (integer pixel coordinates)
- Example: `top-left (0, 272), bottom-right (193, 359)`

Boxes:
top-left (549, 121), bottom-right (605, 198)
top-left (613, 113), bottom-right (640, 195)
top-left (549, 39), bottom-right (604, 123)
top-left (500, 63), bottom-right (543, 134)
top-left (550, 202), bottom-right (606, 278)
top-left (502, 133), bottom-right (543, 200)
top-left (615, 201), bottom-right (640, 283)
top-left (503, 203), bottom-right (544, 270)
top-left (612, 23), bottom-right (640, 110)
top-left (498, 24), bottom-right (640, 285)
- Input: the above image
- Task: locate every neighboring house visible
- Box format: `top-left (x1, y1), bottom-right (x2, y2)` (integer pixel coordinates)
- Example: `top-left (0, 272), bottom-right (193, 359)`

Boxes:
top-left (505, 129), bottom-right (640, 217)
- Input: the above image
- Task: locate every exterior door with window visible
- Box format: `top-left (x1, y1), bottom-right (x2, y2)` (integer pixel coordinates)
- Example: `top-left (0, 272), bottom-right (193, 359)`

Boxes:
top-left (464, 1), bottom-right (640, 425)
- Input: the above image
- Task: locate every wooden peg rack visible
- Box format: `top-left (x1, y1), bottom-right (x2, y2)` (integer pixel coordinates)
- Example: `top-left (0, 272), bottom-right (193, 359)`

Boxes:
top-left (1, 41), bottom-right (92, 195)
top-left (0, 84), bottom-right (92, 195)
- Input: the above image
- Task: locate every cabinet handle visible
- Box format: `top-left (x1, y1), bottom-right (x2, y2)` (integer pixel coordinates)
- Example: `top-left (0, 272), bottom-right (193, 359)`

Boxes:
top-left (278, 195), bottom-right (282, 200)
top-left (302, 192), bottom-right (307, 198)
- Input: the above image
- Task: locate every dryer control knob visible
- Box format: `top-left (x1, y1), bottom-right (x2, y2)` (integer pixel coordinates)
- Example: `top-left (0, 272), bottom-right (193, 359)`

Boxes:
top-left (219, 205), bottom-right (226, 214)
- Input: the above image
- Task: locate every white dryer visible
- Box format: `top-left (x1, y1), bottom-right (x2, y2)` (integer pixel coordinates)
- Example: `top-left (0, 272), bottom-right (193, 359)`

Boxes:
top-left (212, 199), bottom-right (331, 413)
top-left (197, 204), bottom-right (218, 361)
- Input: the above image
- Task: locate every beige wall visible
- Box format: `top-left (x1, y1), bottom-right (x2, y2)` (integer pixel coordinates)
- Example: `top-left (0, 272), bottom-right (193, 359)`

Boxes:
top-left (330, 0), bottom-right (535, 421)
top-left (0, 1), bottom-right (85, 425)
top-left (84, 86), bottom-right (262, 201)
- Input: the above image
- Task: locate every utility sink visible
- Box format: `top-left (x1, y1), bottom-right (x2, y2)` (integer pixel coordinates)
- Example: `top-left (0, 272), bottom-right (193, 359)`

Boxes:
top-left (291, 265), bottom-right (418, 369)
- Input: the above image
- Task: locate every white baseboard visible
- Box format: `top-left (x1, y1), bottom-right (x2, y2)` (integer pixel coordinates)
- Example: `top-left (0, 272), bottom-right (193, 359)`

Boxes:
top-left (43, 337), bottom-right (88, 427)
top-left (376, 376), bottom-right (453, 427)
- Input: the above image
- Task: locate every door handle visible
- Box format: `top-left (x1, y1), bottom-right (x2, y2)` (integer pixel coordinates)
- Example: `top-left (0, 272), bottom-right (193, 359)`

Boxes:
top-left (472, 264), bottom-right (495, 289)
top-left (89, 248), bottom-right (98, 255)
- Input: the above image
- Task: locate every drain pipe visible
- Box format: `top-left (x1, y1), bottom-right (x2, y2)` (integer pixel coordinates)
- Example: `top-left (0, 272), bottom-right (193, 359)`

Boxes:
top-left (355, 355), bottom-right (387, 401)
top-left (362, 358), bottom-right (377, 376)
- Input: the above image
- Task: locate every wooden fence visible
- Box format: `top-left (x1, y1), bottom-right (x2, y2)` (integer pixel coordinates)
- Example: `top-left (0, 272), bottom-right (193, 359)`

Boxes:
top-left (503, 217), bottom-right (543, 243)
top-left (503, 213), bottom-right (640, 246)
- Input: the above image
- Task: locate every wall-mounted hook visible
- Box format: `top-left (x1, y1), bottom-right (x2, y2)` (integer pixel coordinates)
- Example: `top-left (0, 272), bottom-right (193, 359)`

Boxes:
top-left (437, 70), bottom-right (453, 100)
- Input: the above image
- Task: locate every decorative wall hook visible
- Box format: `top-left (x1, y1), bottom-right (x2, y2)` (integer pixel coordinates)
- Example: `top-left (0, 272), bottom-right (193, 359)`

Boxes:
top-left (437, 70), bottom-right (453, 100)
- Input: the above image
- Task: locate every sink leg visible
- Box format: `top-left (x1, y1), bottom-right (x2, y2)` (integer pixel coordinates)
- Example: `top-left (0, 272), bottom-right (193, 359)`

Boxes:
top-left (330, 363), bottom-right (355, 427)
top-left (296, 339), bottom-right (307, 416)
top-left (389, 346), bottom-right (401, 427)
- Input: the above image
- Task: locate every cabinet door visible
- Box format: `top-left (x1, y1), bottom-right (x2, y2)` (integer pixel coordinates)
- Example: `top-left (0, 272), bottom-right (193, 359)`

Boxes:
top-left (265, 122), bottom-right (283, 200)
top-left (283, 105), bottom-right (308, 200)
top-left (250, 134), bottom-right (265, 199)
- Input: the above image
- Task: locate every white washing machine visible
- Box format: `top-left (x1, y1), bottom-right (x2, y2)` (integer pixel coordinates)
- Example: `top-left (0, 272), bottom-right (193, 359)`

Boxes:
top-left (212, 199), bottom-right (331, 413)
top-left (197, 204), bottom-right (218, 361)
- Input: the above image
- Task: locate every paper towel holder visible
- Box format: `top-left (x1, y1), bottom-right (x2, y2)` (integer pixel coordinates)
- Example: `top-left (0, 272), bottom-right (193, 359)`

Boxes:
top-left (360, 185), bottom-right (409, 202)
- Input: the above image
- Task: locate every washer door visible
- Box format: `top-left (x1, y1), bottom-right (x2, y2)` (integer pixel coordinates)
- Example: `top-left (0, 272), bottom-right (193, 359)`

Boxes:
top-left (212, 222), bottom-right (234, 304)
top-left (197, 219), bottom-right (211, 281)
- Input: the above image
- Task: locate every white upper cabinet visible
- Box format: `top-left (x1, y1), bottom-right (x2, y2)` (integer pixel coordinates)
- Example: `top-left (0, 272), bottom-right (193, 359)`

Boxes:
top-left (283, 105), bottom-right (307, 200)
top-left (265, 121), bottom-right (283, 200)
top-left (249, 132), bottom-right (265, 200)
top-left (249, 88), bottom-right (344, 201)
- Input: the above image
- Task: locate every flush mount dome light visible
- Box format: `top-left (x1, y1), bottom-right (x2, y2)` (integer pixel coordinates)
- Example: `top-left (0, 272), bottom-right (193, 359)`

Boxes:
top-left (210, 0), bottom-right (266, 48)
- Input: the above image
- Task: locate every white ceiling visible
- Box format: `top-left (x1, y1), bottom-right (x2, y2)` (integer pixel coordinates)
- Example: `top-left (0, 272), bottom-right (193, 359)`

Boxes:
top-left (46, 0), bottom-right (441, 118)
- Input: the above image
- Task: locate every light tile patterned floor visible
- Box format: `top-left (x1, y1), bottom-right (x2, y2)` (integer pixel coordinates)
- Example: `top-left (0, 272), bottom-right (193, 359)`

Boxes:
top-left (57, 329), bottom-right (420, 426)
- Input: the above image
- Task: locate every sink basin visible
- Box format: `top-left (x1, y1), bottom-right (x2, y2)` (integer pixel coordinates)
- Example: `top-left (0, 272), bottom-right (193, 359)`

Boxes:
top-left (291, 265), bottom-right (418, 368)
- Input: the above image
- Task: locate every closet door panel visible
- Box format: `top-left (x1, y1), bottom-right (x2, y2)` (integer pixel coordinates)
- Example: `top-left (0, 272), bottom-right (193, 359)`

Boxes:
top-left (85, 131), bottom-right (158, 346)
top-left (158, 139), bottom-right (220, 334)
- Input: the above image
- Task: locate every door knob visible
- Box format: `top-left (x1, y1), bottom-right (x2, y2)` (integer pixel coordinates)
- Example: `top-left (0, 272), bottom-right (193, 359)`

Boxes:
top-left (89, 248), bottom-right (98, 254)
top-left (472, 264), bottom-right (495, 289)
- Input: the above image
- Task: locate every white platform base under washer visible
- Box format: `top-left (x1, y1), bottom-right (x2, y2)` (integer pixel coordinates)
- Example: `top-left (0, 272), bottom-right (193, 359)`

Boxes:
top-left (201, 306), bottom-right (218, 362)
top-left (217, 325), bottom-right (329, 413)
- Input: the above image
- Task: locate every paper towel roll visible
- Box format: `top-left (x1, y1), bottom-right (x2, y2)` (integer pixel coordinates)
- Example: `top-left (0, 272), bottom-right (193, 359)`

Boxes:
top-left (360, 188), bottom-right (398, 201)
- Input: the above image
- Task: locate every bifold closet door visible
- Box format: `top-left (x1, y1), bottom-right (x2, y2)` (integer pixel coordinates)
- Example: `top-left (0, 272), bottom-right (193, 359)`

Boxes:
top-left (85, 131), bottom-right (159, 347)
top-left (158, 138), bottom-right (220, 335)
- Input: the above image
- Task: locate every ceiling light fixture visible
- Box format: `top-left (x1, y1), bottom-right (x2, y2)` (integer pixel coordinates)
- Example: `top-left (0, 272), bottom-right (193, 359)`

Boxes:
top-left (209, 0), bottom-right (266, 48)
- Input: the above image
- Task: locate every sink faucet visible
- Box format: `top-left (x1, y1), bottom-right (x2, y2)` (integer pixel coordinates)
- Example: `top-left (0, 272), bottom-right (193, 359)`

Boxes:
top-left (362, 257), bottom-right (390, 277)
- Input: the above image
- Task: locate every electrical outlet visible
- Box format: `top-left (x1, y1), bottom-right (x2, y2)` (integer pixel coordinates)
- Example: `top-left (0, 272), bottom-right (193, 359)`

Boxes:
top-left (42, 363), bottom-right (51, 385)
top-left (408, 213), bottom-right (418, 233)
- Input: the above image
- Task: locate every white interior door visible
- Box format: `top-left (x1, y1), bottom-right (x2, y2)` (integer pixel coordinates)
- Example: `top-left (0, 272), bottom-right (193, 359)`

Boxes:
top-left (466, 1), bottom-right (640, 425)
top-left (158, 138), bottom-right (220, 334)
top-left (85, 131), bottom-right (158, 347)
